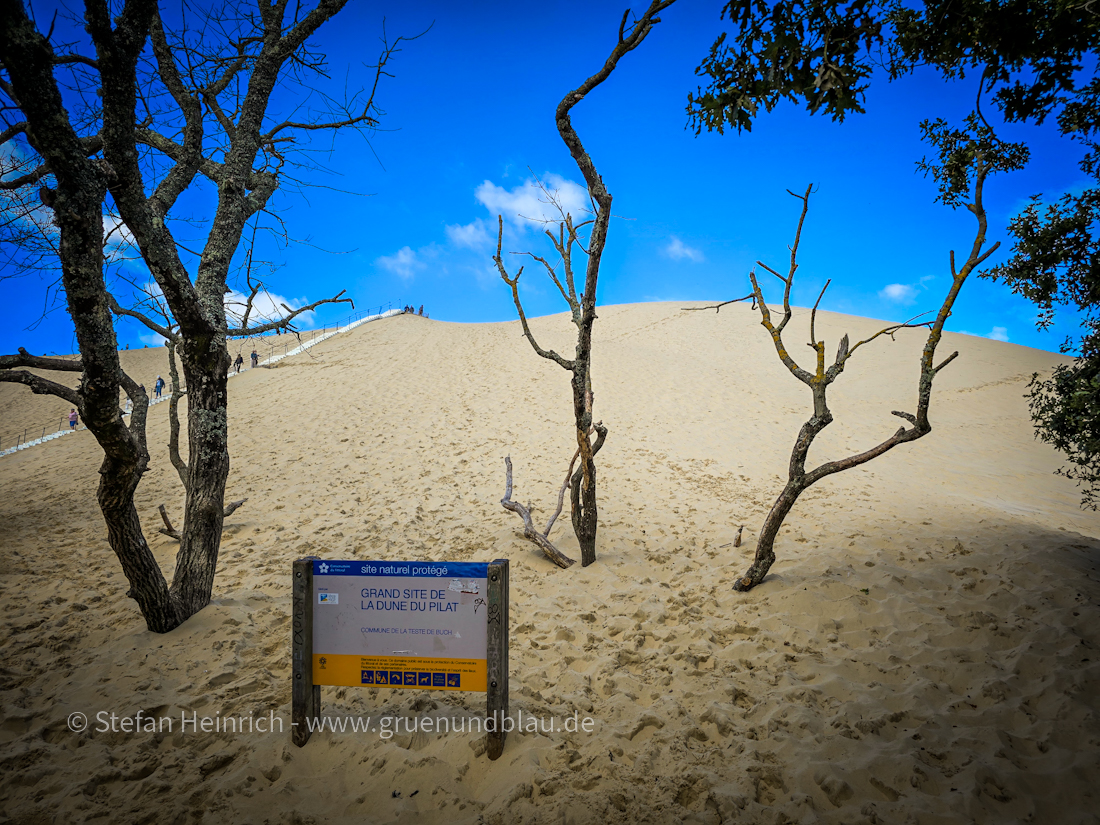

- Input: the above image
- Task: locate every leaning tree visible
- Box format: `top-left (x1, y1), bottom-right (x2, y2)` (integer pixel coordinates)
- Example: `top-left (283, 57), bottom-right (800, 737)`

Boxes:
top-left (712, 115), bottom-right (1027, 591)
top-left (688, 0), bottom-right (1100, 508)
top-left (495, 0), bottom-right (674, 568)
top-left (0, 0), bottom-right (413, 632)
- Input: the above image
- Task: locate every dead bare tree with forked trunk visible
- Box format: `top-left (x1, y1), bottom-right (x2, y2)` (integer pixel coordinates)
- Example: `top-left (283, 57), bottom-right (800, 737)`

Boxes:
top-left (715, 115), bottom-right (1028, 592)
top-left (494, 0), bottom-right (674, 568)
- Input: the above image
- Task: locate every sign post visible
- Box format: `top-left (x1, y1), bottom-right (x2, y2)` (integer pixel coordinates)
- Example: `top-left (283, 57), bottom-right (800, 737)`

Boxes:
top-left (292, 557), bottom-right (510, 759)
top-left (486, 558), bottom-right (509, 759)
top-left (291, 557), bottom-right (319, 747)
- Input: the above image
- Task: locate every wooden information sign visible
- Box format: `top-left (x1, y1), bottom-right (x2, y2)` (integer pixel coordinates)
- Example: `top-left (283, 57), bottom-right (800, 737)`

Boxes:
top-left (292, 557), bottom-right (509, 759)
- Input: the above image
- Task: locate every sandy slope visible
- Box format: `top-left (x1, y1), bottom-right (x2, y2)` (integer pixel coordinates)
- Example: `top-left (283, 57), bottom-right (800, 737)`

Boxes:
top-left (0, 328), bottom-right (338, 448)
top-left (1, 303), bottom-right (1098, 825)
top-left (0, 347), bottom-right (171, 449)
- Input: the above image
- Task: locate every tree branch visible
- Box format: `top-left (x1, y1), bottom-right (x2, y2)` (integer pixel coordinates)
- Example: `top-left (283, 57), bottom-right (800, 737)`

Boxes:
top-left (748, 269), bottom-right (814, 385)
top-left (809, 278), bottom-right (830, 346)
top-left (494, 216), bottom-right (576, 370)
top-left (501, 456), bottom-right (576, 569)
top-left (165, 338), bottom-right (187, 487)
top-left (517, 248), bottom-right (574, 310)
top-left (108, 294), bottom-right (177, 342)
top-left (0, 347), bottom-right (83, 373)
top-left (146, 8), bottom-right (204, 216)
top-left (0, 120), bottom-right (28, 144)
top-left (0, 135), bottom-right (103, 190)
top-left (554, 0), bottom-right (674, 199)
top-left (681, 294), bottom-right (755, 312)
top-left (227, 289), bottom-right (352, 337)
top-left (52, 53), bottom-right (100, 69)
top-left (0, 349), bottom-right (83, 407)
top-left (0, 369), bottom-right (81, 406)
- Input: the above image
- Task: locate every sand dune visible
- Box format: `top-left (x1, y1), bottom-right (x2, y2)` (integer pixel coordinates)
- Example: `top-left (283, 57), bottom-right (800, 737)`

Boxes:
top-left (1, 302), bottom-right (1098, 824)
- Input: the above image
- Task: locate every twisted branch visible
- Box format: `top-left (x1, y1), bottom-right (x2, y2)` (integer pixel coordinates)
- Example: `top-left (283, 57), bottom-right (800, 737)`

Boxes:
top-left (501, 457), bottom-right (575, 569)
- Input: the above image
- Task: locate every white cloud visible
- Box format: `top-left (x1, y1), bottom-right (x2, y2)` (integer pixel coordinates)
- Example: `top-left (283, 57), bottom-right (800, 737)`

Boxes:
top-left (376, 246), bottom-right (426, 280)
top-left (474, 173), bottom-right (589, 231)
top-left (1, 144), bottom-right (140, 259)
top-left (102, 213), bottom-right (142, 265)
top-left (127, 280), bottom-right (316, 332)
top-left (224, 288), bottom-right (315, 329)
top-left (139, 332), bottom-right (168, 347)
top-left (445, 219), bottom-right (493, 250)
top-left (663, 236), bottom-right (704, 262)
top-left (958, 326), bottom-right (1010, 342)
top-left (879, 283), bottom-right (918, 304)
top-left (103, 213), bottom-right (135, 246)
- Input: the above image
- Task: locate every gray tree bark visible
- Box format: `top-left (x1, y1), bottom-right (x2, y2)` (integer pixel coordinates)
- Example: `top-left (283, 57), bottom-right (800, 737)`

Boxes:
top-left (493, 1), bottom-right (673, 567)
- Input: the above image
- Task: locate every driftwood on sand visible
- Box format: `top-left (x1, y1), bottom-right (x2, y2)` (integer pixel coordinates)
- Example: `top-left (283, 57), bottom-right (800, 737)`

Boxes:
top-left (501, 456), bottom-right (575, 569)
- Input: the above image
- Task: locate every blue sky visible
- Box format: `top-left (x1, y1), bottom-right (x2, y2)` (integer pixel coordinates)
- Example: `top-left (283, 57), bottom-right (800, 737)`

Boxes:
top-left (0, 0), bottom-right (1091, 356)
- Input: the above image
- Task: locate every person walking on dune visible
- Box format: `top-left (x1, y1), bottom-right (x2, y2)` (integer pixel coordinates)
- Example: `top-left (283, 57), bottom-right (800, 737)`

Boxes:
top-left (234, 353), bottom-right (244, 374)
top-left (250, 349), bottom-right (258, 369)
top-left (154, 375), bottom-right (164, 399)
top-left (68, 408), bottom-right (77, 430)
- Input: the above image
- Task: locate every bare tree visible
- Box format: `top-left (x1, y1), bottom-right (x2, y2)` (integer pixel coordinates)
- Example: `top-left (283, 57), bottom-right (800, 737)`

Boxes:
top-left (494, 0), bottom-right (673, 567)
top-left (715, 115), bottom-right (1027, 592)
top-left (0, 0), bottom-right (415, 631)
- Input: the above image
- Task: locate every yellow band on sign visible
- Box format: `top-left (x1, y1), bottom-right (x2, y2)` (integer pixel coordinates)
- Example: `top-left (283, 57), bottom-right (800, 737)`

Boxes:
top-left (313, 654), bottom-right (487, 692)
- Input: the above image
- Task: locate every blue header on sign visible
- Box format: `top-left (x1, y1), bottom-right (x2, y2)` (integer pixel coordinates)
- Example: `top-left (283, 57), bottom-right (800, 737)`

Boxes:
top-left (313, 560), bottom-right (489, 578)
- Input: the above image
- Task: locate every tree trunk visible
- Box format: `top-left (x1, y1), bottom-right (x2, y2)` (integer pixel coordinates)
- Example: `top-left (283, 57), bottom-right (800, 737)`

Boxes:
top-left (570, 313), bottom-right (599, 566)
top-left (733, 478), bottom-right (805, 592)
top-left (166, 338), bottom-right (188, 487)
top-left (98, 460), bottom-right (181, 632)
top-left (570, 450), bottom-right (598, 567)
top-left (170, 342), bottom-right (230, 617)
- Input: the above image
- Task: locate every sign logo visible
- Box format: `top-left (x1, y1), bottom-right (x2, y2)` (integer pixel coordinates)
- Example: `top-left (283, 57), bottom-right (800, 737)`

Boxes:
top-left (318, 563), bottom-right (330, 574)
top-left (318, 592), bottom-right (338, 604)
